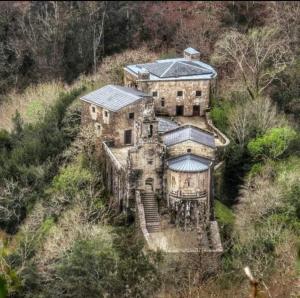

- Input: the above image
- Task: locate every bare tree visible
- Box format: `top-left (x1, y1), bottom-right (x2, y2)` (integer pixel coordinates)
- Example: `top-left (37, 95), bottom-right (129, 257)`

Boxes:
top-left (212, 27), bottom-right (293, 99)
top-left (85, 2), bottom-right (107, 74)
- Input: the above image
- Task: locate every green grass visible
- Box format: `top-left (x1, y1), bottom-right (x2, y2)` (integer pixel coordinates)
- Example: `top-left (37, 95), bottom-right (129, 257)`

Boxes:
top-left (215, 200), bottom-right (235, 225)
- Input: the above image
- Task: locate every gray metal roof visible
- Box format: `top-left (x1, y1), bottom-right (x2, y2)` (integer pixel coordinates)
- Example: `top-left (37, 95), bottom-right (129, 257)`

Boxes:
top-left (167, 154), bottom-right (211, 172)
top-left (157, 117), bottom-right (179, 133)
top-left (163, 125), bottom-right (215, 148)
top-left (137, 60), bottom-right (213, 79)
top-left (80, 85), bottom-right (149, 112)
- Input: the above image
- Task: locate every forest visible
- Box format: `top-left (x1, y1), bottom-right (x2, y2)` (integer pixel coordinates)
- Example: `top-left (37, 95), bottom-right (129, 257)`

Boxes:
top-left (0, 1), bottom-right (299, 297)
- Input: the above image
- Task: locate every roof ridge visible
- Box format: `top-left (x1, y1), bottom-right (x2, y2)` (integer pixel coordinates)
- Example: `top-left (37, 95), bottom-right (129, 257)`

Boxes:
top-left (110, 85), bottom-right (141, 99)
top-left (178, 61), bottom-right (207, 72)
top-left (160, 61), bottom-right (176, 77)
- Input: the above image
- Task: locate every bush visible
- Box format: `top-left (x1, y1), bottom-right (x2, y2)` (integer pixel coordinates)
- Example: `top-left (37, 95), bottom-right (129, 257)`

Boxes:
top-left (43, 229), bottom-right (161, 298)
top-left (247, 126), bottom-right (297, 160)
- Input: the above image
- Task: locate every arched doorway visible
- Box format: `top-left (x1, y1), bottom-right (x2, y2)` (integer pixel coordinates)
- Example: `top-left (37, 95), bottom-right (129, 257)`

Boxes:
top-left (145, 178), bottom-right (154, 192)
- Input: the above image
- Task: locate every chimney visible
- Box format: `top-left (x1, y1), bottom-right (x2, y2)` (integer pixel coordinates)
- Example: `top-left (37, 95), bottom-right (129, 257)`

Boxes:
top-left (184, 47), bottom-right (200, 61)
top-left (138, 68), bottom-right (150, 80)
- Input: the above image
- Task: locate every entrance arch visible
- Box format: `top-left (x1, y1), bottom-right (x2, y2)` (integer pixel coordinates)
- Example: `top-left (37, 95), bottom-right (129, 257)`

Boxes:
top-left (145, 178), bottom-right (154, 192)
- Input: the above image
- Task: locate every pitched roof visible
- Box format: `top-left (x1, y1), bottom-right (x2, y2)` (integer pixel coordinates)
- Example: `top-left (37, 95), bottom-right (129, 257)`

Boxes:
top-left (135, 60), bottom-right (214, 79)
top-left (157, 117), bottom-right (179, 133)
top-left (163, 125), bottom-right (215, 148)
top-left (167, 154), bottom-right (211, 172)
top-left (80, 85), bottom-right (149, 112)
top-left (125, 51), bottom-right (217, 81)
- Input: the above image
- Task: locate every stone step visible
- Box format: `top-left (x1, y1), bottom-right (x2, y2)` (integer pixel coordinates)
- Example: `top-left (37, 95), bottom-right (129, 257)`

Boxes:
top-left (141, 191), bottom-right (160, 233)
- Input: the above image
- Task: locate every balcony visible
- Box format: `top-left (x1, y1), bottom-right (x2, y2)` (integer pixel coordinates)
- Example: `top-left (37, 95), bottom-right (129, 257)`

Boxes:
top-left (169, 190), bottom-right (207, 200)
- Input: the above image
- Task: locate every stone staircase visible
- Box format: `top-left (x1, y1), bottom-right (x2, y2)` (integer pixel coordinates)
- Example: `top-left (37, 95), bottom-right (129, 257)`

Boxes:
top-left (141, 191), bottom-right (160, 233)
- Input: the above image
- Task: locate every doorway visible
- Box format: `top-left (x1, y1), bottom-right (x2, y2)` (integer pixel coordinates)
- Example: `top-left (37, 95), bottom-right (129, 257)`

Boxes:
top-left (124, 129), bottom-right (132, 145)
top-left (193, 105), bottom-right (200, 116)
top-left (176, 105), bottom-right (184, 116)
top-left (145, 178), bottom-right (154, 192)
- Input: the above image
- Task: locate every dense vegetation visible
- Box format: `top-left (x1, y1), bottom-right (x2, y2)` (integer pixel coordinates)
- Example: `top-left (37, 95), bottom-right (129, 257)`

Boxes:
top-left (0, 1), bottom-right (299, 297)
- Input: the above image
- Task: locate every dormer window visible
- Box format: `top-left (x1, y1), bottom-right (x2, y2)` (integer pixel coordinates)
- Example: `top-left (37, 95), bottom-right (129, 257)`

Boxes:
top-left (177, 91), bottom-right (183, 97)
top-left (196, 90), bottom-right (202, 97)
top-left (152, 91), bottom-right (158, 97)
top-left (129, 112), bottom-right (134, 119)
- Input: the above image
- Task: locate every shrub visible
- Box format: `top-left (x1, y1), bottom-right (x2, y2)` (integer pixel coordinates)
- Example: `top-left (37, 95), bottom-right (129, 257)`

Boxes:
top-left (247, 126), bottom-right (297, 160)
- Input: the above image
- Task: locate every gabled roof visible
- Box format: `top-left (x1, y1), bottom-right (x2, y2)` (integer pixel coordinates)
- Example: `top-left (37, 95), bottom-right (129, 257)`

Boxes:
top-left (163, 125), bottom-right (215, 148)
top-left (167, 154), bottom-right (212, 173)
top-left (80, 85), bottom-right (149, 112)
top-left (157, 117), bottom-right (179, 133)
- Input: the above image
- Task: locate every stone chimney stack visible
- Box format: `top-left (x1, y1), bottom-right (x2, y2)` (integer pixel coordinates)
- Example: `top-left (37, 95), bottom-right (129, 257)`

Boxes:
top-left (184, 47), bottom-right (200, 61)
top-left (138, 68), bottom-right (150, 80)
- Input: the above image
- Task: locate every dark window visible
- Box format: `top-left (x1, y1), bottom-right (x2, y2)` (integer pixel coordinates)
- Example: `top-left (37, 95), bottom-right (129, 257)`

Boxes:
top-left (176, 105), bottom-right (184, 116)
top-left (92, 107), bottom-right (96, 113)
top-left (177, 91), bottom-right (183, 97)
top-left (196, 90), bottom-right (202, 97)
top-left (104, 111), bottom-right (108, 117)
top-left (152, 91), bottom-right (158, 97)
top-left (161, 99), bottom-right (165, 107)
top-left (187, 148), bottom-right (191, 153)
top-left (124, 130), bottom-right (132, 145)
top-left (148, 160), bottom-right (153, 165)
top-left (148, 124), bottom-right (153, 137)
top-left (129, 112), bottom-right (134, 119)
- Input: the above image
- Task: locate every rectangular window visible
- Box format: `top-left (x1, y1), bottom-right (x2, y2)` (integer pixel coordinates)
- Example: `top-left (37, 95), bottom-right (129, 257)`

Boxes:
top-left (104, 111), bottom-right (108, 117)
top-left (176, 105), bottom-right (184, 116)
top-left (161, 98), bottom-right (165, 107)
top-left (187, 148), bottom-right (191, 153)
top-left (128, 112), bottom-right (134, 119)
top-left (124, 130), bottom-right (132, 145)
top-left (152, 91), bottom-right (158, 97)
top-left (177, 91), bottom-right (183, 97)
top-left (92, 107), bottom-right (96, 113)
top-left (196, 90), bottom-right (202, 97)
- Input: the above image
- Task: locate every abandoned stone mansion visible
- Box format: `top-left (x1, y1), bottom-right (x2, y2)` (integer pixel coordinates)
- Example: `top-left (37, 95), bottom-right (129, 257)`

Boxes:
top-left (80, 48), bottom-right (229, 254)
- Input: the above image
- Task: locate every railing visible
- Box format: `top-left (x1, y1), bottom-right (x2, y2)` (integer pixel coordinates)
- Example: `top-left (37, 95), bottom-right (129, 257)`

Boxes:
top-left (169, 190), bottom-right (207, 199)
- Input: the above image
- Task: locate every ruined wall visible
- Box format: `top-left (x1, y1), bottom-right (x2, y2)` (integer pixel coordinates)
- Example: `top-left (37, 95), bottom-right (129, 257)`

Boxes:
top-left (166, 140), bottom-right (215, 160)
top-left (124, 70), bottom-right (210, 117)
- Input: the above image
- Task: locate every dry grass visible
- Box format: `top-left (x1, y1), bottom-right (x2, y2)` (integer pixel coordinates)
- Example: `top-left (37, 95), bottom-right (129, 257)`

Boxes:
top-left (0, 46), bottom-right (159, 131)
top-left (0, 81), bottom-right (66, 131)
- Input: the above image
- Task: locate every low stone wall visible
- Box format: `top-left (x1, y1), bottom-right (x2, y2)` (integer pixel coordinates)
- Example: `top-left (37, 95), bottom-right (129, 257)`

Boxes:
top-left (102, 141), bottom-right (122, 171)
top-left (205, 111), bottom-right (230, 148)
top-left (135, 190), bottom-right (151, 248)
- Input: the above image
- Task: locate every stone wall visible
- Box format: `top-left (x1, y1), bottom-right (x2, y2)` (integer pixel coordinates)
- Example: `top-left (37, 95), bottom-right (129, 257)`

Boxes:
top-left (129, 142), bottom-right (164, 193)
top-left (124, 70), bottom-right (210, 117)
top-left (81, 99), bottom-right (152, 147)
top-left (166, 169), bottom-right (209, 197)
top-left (166, 140), bottom-right (215, 160)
